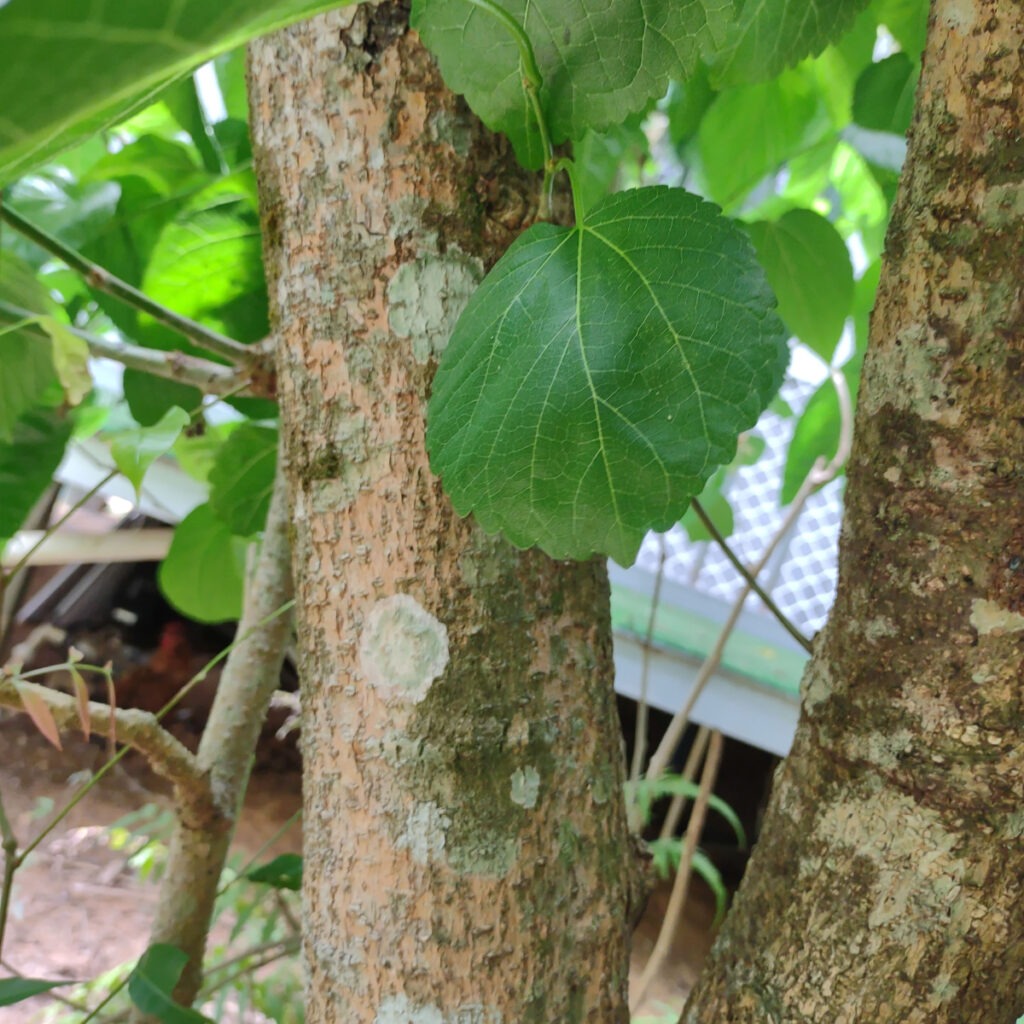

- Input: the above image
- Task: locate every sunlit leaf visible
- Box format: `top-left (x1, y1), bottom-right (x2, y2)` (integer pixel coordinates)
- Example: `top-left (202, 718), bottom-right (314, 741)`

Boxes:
top-left (0, 255), bottom-right (61, 439)
top-left (412, 0), bottom-right (731, 168)
top-left (209, 424), bottom-right (278, 536)
top-left (747, 208), bottom-right (853, 361)
top-left (158, 504), bottom-right (248, 623)
top-left (110, 406), bottom-right (191, 497)
top-left (128, 945), bottom-right (212, 1024)
top-left (698, 69), bottom-right (830, 209)
top-left (40, 317), bottom-right (91, 405)
top-left (680, 468), bottom-right (734, 542)
top-left (0, 0), bottom-right (358, 183)
top-left (873, 0), bottom-right (930, 59)
top-left (428, 186), bottom-right (788, 565)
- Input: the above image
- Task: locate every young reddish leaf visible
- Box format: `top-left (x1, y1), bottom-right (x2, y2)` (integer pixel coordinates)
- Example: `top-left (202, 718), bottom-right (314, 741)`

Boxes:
top-left (16, 683), bottom-right (62, 750)
top-left (69, 665), bottom-right (91, 740)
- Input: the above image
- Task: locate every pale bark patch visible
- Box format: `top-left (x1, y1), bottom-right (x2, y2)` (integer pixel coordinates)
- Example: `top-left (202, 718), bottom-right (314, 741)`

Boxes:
top-left (359, 595), bottom-right (450, 702)
top-left (969, 598), bottom-right (1024, 635)
top-left (396, 800), bottom-right (451, 864)
top-left (386, 254), bottom-right (483, 363)
top-left (509, 766), bottom-right (541, 809)
top-left (374, 995), bottom-right (503, 1023)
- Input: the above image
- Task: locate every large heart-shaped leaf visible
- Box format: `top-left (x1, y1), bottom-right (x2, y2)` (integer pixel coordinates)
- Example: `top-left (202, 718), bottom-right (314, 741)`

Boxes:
top-left (0, 0), bottom-right (355, 183)
top-left (427, 186), bottom-right (788, 565)
top-left (209, 423), bottom-right (278, 536)
top-left (128, 945), bottom-right (212, 1024)
top-left (412, 0), bottom-right (730, 168)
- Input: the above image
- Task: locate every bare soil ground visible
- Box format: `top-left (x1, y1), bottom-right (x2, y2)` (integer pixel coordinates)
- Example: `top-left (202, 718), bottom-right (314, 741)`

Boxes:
top-left (0, 715), bottom-right (714, 1023)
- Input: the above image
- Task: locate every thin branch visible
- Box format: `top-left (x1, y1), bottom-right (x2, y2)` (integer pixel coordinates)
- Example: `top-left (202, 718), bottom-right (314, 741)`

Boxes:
top-left (631, 729), bottom-right (725, 1011)
top-left (0, 679), bottom-right (216, 828)
top-left (0, 790), bottom-right (18, 961)
top-left (691, 499), bottom-right (812, 653)
top-left (0, 300), bottom-right (258, 397)
top-left (0, 205), bottom-right (253, 365)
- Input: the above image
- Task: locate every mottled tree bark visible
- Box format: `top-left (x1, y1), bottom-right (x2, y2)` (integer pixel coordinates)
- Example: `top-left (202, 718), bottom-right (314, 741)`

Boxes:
top-left (248, 7), bottom-right (640, 1022)
top-left (682, 2), bottom-right (1024, 1021)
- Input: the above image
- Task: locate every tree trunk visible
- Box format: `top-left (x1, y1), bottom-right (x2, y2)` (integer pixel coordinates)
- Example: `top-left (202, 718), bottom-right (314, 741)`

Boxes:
top-left (247, 7), bottom-right (641, 1022)
top-left (682, 2), bottom-right (1024, 1021)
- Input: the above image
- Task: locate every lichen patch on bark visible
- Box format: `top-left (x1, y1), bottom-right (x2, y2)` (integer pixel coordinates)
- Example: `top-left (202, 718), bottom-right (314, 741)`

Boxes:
top-left (359, 594), bottom-right (450, 702)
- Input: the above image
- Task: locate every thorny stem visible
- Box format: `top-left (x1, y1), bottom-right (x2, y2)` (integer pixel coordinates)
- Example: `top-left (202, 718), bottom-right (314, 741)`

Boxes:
top-left (0, 300), bottom-right (257, 398)
top-left (0, 205), bottom-right (252, 365)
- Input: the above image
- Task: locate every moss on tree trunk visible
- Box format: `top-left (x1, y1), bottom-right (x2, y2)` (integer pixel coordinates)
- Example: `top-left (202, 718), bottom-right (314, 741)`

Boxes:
top-left (682, 2), bottom-right (1024, 1021)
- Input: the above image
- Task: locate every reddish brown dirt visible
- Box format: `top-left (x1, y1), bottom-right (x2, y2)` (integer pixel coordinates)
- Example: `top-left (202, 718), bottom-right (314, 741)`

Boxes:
top-left (0, 714), bottom-right (714, 1023)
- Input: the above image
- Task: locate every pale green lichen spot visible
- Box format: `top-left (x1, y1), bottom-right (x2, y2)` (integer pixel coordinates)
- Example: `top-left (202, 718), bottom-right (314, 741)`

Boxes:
top-left (359, 595), bottom-right (449, 702)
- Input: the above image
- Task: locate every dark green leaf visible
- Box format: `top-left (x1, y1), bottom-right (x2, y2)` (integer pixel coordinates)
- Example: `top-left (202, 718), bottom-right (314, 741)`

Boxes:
top-left (247, 853), bottom-right (303, 891)
top-left (853, 260), bottom-right (881, 351)
top-left (852, 53), bottom-right (918, 135)
top-left (110, 406), bottom-right (191, 496)
top-left (427, 186), bottom-right (788, 565)
top-left (412, 0), bottom-right (729, 168)
top-left (124, 373), bottom-right (202, 429)
top-left (572, 120), bottom-right (650, 216)
top-left (209, 424), bottom-right (278, 536)
top-left (711, 0), bottom-right (873, 86)
top-left (0, 977), bottom-right (68, 1006)
top-left (698, 69), bottom-right (830, 209)
top-left (158, 504), bottom-right (247, 623)
top-left (747, 209), bottom-right (853, 361)
top-left (781, 355), bottom-right (861, 504)
top-left (128, 945), bottom-right (212, 1024)
top-left (0, 0), bottom-right (357, 183)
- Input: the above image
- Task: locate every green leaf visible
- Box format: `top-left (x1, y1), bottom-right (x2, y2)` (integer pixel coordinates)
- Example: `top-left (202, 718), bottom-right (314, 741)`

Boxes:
top-left (128, 945), bottom-right (212, 1024)
top-left (0, 255), bottom-right (61, 440)
top-left (680, 468), bottom-right (734, 542)
top-left (663, 65), bottom-right (716, 150)
top-left (0, 409), bottom-right (73, 548)
top-left (162, 74), bottom-right (226, 175)
top-left (173, 421), bottom-right (242, 483)
top-left (159, 504), bottom-right (248, 623)
top-left (246, 853), bottom-right (303, 891)
top-left (711, 0), bottom-right (873, 86)
top-left (698, 69), bottom-right (830, 209)
top-left (124, 373), bottom-right (203, 429)
top-left (747, 209), bottom-right (854, 361)
top-left (140, 176), bottom-right (268, 346)
top-left (872, 0), bottom-right (930, 58)
top-left (573, 120), bottom-right (650, 215)
top-left (110, 406), bottom-right (191, 497)
top-left (40, 317), bottom-right (92, 405)
top-left (0, 0), bottom-right (357, 184)
top-left (853, 260), bottom-right (881, 351)
top-left (0, 977), bottom-right (68, 1006)
top-left (209, 424), bottom-right (278, 536)
top-left (780, 355), bottom-right (861, 505)
top-left (852, 53), bottom-right (918, 135)
top-left (427, 186), bottom-right (788, 565)
top-left (412, 0), bottom-right (731, 168)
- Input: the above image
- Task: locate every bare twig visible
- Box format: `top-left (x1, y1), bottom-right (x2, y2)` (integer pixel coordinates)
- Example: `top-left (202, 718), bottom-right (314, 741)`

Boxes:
top-left (691, 500), bottom-right (812, 653)
top-left (0, 679), bottom-right (215, 828)
top-left (631, 730), bottom-right (725, 1011)
top-left (0, 205), bottom-right (254, 366)
top-left (0, 300), bottom-right (258, 397)
top-left (0, 791), bottom-right (18, 961)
